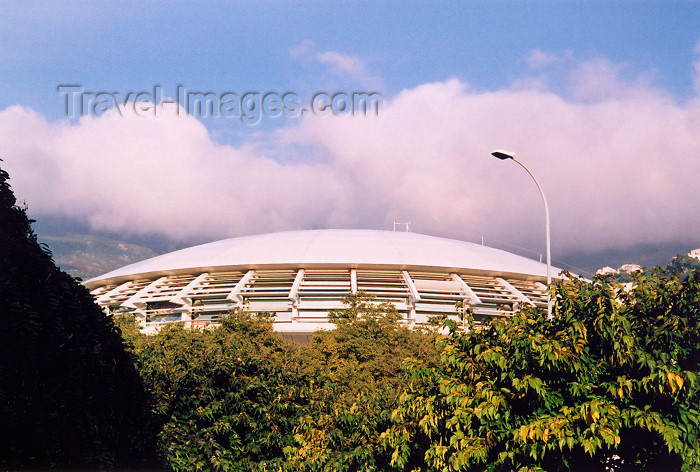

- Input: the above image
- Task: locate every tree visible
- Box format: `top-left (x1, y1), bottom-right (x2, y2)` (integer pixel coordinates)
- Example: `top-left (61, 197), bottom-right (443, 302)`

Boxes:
top-left (284, 292), bottom-right (441, 471)
top-left (118, 310), bottom-right (320, 471)
top-left (306, 291), bottom-right (439, 398)
top-left (667, 254), bottom-right (700, 280)
top-left (0, 165), bottom-right (154, 470)
top-left (384, 271), bottom-right (700, 472)
top-left (118, 294), bottom-right (442, 472)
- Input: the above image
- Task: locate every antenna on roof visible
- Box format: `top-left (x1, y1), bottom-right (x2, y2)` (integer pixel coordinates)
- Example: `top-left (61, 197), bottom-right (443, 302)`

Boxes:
top-left (393, 220), bottom-right (411, 232)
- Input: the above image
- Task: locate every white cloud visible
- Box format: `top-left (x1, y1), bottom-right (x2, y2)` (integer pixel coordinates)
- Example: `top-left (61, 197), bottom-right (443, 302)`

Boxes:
top-left (2, 47), bottom-right (700, 257)
top-left (0, 106), bottom-right (344, 241)
top-left (524, 49), bottom-right (559, 70)
top-left (289, 40), bottom-right (383, 89)
top-left (288, 39), bottom-right (315, 60)
top-left (567, 57), bottom-right (658, 102)
top-left (314, 51), bottom-right (370, 79)
top-left (278, 78), bottom-right (700, 254)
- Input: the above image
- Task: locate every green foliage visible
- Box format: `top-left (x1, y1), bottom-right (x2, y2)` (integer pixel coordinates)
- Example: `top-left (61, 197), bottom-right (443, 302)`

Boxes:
top-left (327, 291), bottom-right (403, 324)
top-left (0, 165), bottom-right (154, 470)
top-left (283, 292), bottom-right (441, 471)
top-left (119, 309), bottom-right (323, 471)
top-left (117, 279), bottom-right (700, 471)
top-left (667, 254), bottom-right (700, 280)
top-left (614, 270), bottom-right (633, 284)
top-left (384, 271), bottom-right (700, 471)
top-left (310, 291), bottom-right (439, 398)
top-left (284, 390), bottom-right (395, 472)
top-left (119, 293), bottom-right (443, 471)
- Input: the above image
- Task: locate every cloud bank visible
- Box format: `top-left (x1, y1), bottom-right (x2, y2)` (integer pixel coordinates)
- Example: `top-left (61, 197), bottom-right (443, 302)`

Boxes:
top-left (2, 49), bottom-right (699, 256)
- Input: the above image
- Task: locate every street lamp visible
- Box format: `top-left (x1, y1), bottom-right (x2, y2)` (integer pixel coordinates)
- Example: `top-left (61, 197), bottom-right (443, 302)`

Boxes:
top-left (491, 150), bottom-right (552, 319)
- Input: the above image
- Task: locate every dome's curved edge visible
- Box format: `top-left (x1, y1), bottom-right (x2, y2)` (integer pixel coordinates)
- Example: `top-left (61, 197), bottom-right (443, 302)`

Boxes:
top-left (84, 229), bottom-right (561, 288)
top-left (84, 261), bottom-right (556, 290)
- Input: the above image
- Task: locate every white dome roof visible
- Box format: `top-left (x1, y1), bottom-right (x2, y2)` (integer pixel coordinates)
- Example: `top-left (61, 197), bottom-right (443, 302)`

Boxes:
top-left (86, 229), bottom-right (556, 287)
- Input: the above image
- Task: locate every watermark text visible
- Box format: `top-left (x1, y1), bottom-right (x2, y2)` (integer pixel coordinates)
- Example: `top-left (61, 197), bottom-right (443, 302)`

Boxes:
top-left (57, 85), bottom-right (382, 124)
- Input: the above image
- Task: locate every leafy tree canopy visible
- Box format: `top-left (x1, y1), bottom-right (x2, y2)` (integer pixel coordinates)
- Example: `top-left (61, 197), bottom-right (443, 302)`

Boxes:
top-left (385, 271), bottom-right (700, 472)
top-left (284, 292), bottom-right (442, 471)
top-left (308, 291), bottom-right (440, 398)
top-left (0, 165), bottom-right (153, 470)
top-left (117, 310), bottom-right (321, 471)
top-left (667, 254), bottom-right (700, 280)
top-left (118, 293), bottom-right (443, 472)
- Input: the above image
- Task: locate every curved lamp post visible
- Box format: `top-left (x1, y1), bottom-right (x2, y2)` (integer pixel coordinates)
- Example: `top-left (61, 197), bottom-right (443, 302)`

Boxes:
top-left (491, 150), bottom-right (552, 319)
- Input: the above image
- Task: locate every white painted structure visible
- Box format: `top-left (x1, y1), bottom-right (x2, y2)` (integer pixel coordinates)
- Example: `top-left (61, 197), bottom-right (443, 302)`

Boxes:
top-left (596, 266), bottom-right (618, 275)
top-left (619, 263), bottom-right (642, 273)
top-left (85, 230), bottom-right (557, 337)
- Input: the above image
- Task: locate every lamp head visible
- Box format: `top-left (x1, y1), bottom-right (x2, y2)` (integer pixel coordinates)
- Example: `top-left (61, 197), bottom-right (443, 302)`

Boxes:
top-left (491, 150), bottom-right (515, 160)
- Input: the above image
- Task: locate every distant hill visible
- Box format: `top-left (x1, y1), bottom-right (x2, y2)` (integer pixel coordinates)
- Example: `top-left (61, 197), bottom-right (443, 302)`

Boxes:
top-left (38, 233), bottom-right (158, 280)
top-left (560, 241), bottom-right (698, 277)
top-left (594, 249), bottom-right (700, 283)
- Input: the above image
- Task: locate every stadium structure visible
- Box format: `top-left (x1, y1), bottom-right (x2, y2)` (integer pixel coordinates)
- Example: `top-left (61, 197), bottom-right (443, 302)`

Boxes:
top-left (85, 229), bottom-right (556, 338)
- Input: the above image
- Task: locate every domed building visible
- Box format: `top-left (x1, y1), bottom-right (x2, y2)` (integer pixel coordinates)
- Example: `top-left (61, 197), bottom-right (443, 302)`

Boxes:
top-left (85, 229), bottom-right (555, 338)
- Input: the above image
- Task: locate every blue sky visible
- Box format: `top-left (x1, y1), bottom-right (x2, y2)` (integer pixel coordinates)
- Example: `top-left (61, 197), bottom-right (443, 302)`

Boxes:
top-left (3, 2), bottom-right (698, 119)
top-left (1, 1), bottom-right (699, 264)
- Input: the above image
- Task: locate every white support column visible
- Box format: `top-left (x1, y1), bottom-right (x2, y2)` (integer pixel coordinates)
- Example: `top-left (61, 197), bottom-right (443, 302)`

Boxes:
top-left (496, 277), bottom-right (535, 307)
top-left (402, 271), bottom-right (421, 302)
top-left (97, 280), bottom-right (135, 305)
top-left (350, 269), bottom-right (358, 293)
top-left (170, 272), bottom-right (209, 305)
top-left (90, 286), bottom-right (110, 297)
top-left (402, 270), bottom-right (420, 322)
top-left (451, 273), bottom-right (482, 305)
top-left (289, 269), bottom-right (305, 321)
top-left (226, 270), bottom-right (255, 303)
top-left (180, 310), bottom-right (192, 325)
top-left (168, 273), bottom-right (209, 328)
top-left (289, 269), bottom-right (305, 299)
top-left (123, 276), bottom-right (167, 309)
